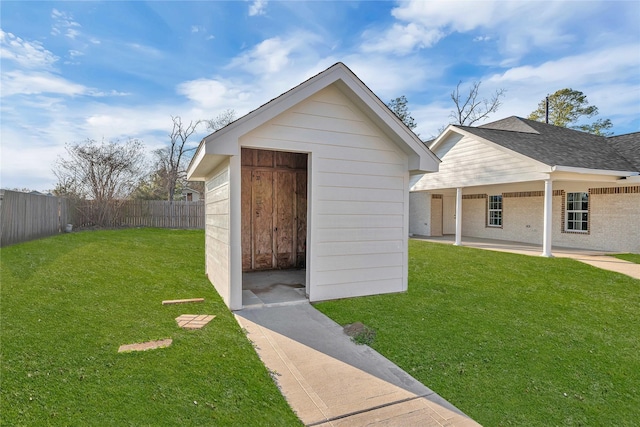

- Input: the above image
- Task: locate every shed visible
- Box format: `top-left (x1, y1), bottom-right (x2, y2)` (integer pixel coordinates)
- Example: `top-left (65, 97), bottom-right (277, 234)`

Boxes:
top-left (187, 62), bottom-right (439, 310)
top-left (181, 187), bottom-right (201, 202)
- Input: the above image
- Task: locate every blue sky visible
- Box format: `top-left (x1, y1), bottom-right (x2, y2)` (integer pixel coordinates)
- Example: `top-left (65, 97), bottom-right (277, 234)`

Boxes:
top-left (1, 1), bottom-right (639, 191)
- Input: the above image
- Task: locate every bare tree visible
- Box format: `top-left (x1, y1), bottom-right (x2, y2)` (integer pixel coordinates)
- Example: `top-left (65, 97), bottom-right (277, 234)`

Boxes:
top-left (450, 81), bottom-right (506, 127)
top-left (141, 111), bottom-right (237, 202)
top-left (53, 138), bottom-right (145, 226)
top-left (166, 116), bottom-right (202, 201)
top-left (205, 108), bottom-right (237, 131)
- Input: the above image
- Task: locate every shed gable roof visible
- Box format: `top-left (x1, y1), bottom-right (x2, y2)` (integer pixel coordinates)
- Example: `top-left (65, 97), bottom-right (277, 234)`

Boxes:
top-left (188, 62), bottom-right (439, 180)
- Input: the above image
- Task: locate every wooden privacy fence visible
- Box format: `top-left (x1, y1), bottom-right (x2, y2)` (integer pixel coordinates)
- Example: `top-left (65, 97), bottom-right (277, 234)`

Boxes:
top-left (74, 199), bottom-right (204, 229)
top-left (0, 190), bottom-right (72, 247)
top-left (1, 192), bottom-right (204, 247)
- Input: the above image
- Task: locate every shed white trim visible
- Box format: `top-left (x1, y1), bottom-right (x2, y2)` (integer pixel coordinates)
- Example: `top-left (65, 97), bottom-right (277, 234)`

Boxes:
top-left (188, 63), bottom-right (439, 181)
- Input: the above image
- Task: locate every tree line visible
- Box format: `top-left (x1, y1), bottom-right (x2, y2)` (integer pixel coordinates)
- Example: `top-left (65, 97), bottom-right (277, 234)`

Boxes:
top-left (388, 86), bottom-right (613, 138)
top-left (53, 109), bottom-right (237, 202)
top-left (50, 83), bottom-right (612, 227)
top-left (51, 110), bottom-right (236, 226)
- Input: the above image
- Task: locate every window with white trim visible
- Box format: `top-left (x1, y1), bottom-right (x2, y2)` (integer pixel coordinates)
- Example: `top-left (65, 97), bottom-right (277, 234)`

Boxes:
top-left (488, 195), bottom-right (502, 227)
top-left (566, 192), bottom-right (588, 232)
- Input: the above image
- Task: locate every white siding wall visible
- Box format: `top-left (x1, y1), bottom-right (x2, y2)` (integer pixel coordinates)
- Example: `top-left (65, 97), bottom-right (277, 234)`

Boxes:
top-left (412, 134), bottom-right (547, 191)
top-left (204, 162), bottom-right (231, 306)
top-left (241, 85), bottom-right (410, 302)
top-left (409, 192), bottom-right (431, 236)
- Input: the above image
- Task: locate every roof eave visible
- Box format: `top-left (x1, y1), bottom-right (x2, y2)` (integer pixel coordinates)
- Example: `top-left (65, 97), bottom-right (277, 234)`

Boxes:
top-left (188, 62), bottom-right (441, 179)
top-left (551, 165), bottom-right (638, 177)
top-left (428, 124), bottom-right (458, 151)
top-left (330, 74), bottom-right (439, 174)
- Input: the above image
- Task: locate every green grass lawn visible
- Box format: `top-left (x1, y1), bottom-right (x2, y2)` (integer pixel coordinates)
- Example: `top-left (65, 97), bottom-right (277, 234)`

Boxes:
top-left (1, 229), bottom-right (301, 426)
top-left (315, 240), bottom-right (640, 426)
top-left (612, 253), bottom-right (640, 264)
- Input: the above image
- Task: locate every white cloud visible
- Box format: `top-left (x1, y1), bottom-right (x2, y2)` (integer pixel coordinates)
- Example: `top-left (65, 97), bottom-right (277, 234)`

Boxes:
top-left (0, 136), bottom-right (67, 191)
top-left (249, 0), bottom-right (267, 17)
top-left (177, 78), bottom-right (236, 109)
top-left (391, 1), bottom-right (505, 32)
top-left (88, 89), bottom-right (131, 97)
top-left (227, 31), bottom-right (328, 82)
top-left (190, 25), bottom-right (214, 40)
top-left (126, 43), bottom-right (163, 58)
top-left (344, 54), bottom-right (438, 100)
top-left (367, 0), bottom-right (593, 60)
top-left (51, 8), bottom-right (82, 39)
top-left (361, 23), bottom-right (444, 55)
top-left (229, 36), bottom-right (295, 74)
top-left (1, 70), bottom-right (88, 97)
top-left (488, 44), bottom-right (640, 87)
top-left (0, 30), bottom-right (58, 69)
top-left (465, 43), bottom-right (640, 129)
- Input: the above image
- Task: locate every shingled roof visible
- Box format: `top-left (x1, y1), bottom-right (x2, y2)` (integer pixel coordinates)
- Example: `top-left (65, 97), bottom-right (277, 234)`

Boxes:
top-left (456, 116), bottom-right (639, 172)
top-left (608, 132), bottom-right (640, 170)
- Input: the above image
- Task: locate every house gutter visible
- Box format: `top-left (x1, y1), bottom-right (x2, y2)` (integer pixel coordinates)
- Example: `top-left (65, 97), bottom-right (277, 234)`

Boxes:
top-left (550, 165), bottom-right (638, 177)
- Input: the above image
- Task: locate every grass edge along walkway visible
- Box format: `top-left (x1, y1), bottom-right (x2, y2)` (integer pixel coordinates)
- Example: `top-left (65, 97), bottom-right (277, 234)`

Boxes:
top-left (0, 228), bottom-right (302, 426)
top-left (612, 253), bottom-right (640, 264)
top-left (315, 240), bottom-right (640, 426)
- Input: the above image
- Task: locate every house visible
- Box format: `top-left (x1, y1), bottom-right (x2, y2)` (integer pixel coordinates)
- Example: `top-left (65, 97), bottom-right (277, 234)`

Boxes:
top-left (410, 116), bottom-right (640, 254)
top-left (187, 62), bottom-right (439, 310)
top-left (181, 187), bottom-right (201, 202)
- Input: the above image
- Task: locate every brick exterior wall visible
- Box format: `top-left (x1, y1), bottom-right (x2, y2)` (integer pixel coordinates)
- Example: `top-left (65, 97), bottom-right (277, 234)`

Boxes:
top-left (503, 193), bottom-right (544, 244)
top-left (436, 184), bottom-right (640, 253)
top-left (588, 187), bottom-right (640, 253)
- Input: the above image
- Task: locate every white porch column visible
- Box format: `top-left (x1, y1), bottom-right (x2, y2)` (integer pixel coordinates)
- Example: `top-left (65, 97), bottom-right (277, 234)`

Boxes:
top-left (541, 179), bottom-right (553, 257)
top-left (454, 187), bottom-right (462, 246)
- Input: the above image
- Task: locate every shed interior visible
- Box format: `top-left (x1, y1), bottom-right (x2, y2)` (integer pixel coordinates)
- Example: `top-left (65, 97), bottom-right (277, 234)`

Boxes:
top-left (241, 148), bottom-right (308, 272)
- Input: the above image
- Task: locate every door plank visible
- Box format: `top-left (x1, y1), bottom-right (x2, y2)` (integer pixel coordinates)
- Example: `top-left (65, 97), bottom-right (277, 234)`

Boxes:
top-left (296, 171), bottom-right (307, 268)
top-left (253, 170), bottom-right (274, 269)
top-left (241, 168), bottom-right (252, 271)
top-left (276, 171), bottom-right (295, 268)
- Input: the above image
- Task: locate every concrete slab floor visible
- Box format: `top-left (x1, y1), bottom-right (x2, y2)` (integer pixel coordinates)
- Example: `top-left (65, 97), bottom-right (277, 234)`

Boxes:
top-left (242, 269), bottom-right (308, 307)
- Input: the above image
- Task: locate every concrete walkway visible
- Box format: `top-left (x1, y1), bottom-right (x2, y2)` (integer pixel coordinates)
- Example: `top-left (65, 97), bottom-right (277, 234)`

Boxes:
top-left (415, 236), bottom-right (640, 280)
top-left (235, 303), bottom-right (480, 426)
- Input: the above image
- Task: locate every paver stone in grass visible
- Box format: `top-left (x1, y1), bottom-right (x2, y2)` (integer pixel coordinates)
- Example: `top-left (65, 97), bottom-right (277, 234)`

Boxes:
top-left (176, 314), bottom-right (216, 329)
top-left (118, 338), bottom-right (173, 353)
top-left (162, 298), bottom-right (205, 305)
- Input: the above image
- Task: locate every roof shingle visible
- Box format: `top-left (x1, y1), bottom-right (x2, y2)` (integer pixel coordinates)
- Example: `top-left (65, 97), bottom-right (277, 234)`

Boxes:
top-left (459, 116), bottom-right (638, 172)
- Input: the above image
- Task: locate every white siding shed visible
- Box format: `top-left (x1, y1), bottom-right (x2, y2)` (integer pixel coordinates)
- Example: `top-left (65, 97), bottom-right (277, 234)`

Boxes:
top-left (187, 63), bottom-right (439, 310)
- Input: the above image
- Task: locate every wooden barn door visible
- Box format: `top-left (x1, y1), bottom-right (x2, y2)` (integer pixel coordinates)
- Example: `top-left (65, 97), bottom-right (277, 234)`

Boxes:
top-left (241, 148), bottom-right (307, 272)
